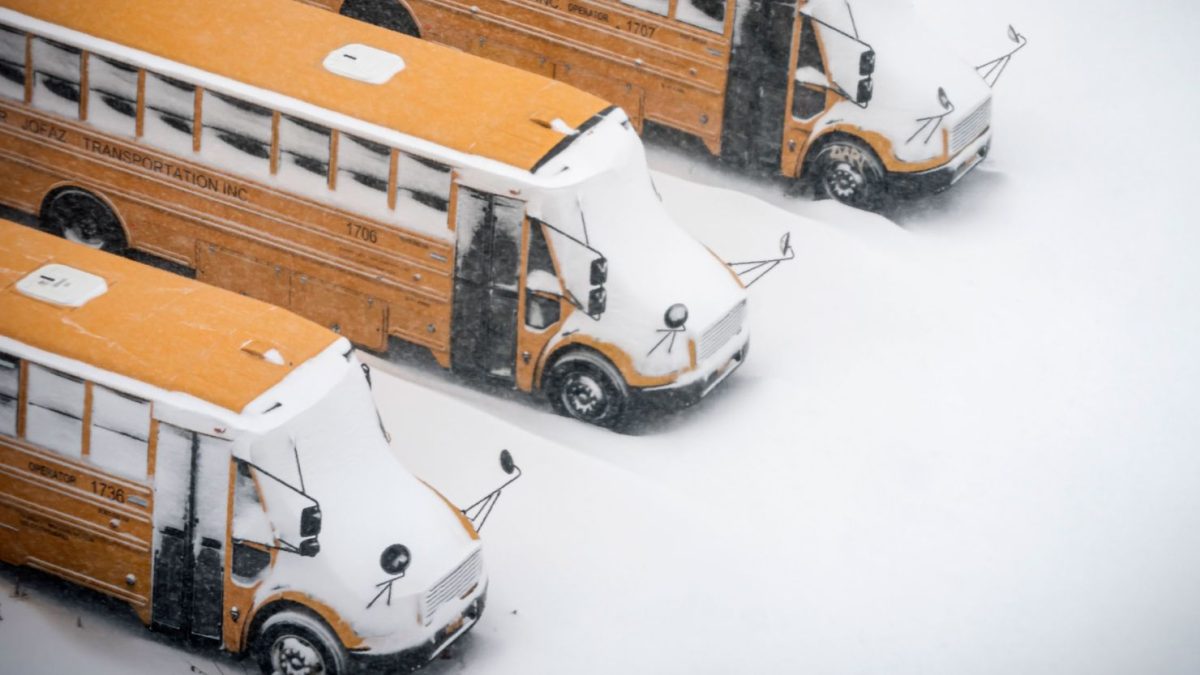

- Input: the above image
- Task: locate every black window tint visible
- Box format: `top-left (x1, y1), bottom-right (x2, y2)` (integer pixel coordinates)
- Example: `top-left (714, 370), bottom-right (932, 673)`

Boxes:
top-left (278, 115), bottom-right (331, 193)
top-left (395, 152), bottom-right (452, 232)
top-left (30, 37), bottom-right (81, 118)
top-left (143, 72), bottom-right (196, 155)
top-left (200, 90), bottom-right (272, 175)
top-left (797, 16), bottom-right (825, 74)
top-left (528, 220), bottom-right (556, 276)
top-left (0, 352), bottom-right (18, 437)
top-left (0, 24), bottom-right (25, 98)
top-left (24, 363), bottom-right (85, 458)
top-left (87, 56), bottom-right (138, 136)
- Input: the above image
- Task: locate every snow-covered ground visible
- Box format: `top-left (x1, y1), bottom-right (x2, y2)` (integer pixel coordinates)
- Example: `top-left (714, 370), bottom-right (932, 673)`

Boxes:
top-left (4, 0), bottom-right (1199, 673)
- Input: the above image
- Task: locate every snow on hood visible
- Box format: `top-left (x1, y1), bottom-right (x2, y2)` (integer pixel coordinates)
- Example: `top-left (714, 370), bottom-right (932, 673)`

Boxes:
top-left (809, 0), bottom-right (991, 161)
top-left (534, 116), bottom-right (746, 376)
top-left (247, 360), bottom-right (478, 640)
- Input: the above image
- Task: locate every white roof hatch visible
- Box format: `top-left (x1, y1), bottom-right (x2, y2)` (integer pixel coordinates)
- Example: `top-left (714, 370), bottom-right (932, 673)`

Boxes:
top-left (323, 43), bottom-right (405, 84)
top-left (16, 263), bottom-right (108, 307)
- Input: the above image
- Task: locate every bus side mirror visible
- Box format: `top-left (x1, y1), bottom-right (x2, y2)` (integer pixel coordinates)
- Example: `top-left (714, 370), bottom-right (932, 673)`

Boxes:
top-left (300, 504), bottom-right (322, 538)
top-left (299, 538), bottom-right (321, 558)
top-left (856, 77), bottom-right (873, 106)
top-left (587, 287), bottom-right (607, 318)
top-left (590, 257), bottom-right (608, 285)
top-left (859, 49), bottom-right (875, 76)
top-left (500, 449), bottom-right (516, 475)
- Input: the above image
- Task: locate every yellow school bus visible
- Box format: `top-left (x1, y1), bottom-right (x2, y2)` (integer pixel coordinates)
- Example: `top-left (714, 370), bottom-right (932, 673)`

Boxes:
top-left (0, 0), bottom-right (749, 428)
top-left (0, 220), bottom-right (493, 673)
top-left (315, 0), bottom-right (1011, 208)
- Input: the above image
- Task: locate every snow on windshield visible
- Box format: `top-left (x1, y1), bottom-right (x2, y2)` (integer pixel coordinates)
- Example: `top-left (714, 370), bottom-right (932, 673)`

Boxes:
top-left (247, 364), bottom-right (390, 543)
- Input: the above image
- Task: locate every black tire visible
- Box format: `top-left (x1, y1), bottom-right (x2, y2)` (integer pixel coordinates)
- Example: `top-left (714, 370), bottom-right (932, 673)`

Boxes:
top-left (41, 188), bottom-right (127, 253)
top-left (810, 138), bottom-right (888, 211)
top-left (339, 0), bottom-right (420, 37)
top-left (546, 352), bottom-right (629, 428)
top-left (253, 609), bottom-right (348, 675)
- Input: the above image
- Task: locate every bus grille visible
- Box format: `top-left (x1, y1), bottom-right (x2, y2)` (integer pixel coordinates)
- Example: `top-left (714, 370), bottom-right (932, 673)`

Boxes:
top-left (421, 549), bottom-right (483, 626)
top-left (950, 98), bottom-right (991, 155)
top-left (699, 300), bottom-right (747, 362)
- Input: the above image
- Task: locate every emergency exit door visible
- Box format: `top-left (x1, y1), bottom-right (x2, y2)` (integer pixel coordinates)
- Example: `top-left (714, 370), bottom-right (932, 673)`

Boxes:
top-left (151, 424), bottom-right (231, 640)
top-left (452, 187), bottom-right (524, 382)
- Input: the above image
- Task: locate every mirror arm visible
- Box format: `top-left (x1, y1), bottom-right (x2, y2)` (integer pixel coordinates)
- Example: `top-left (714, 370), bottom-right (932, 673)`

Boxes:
top-left (234, 535), bottom-right (306, 557)
top-left (460, 465), bottom-right (523, 532)
top-left (725, 236), bottom-right (797, 288)
top-left (975, 27), bottom-right (1028, 88)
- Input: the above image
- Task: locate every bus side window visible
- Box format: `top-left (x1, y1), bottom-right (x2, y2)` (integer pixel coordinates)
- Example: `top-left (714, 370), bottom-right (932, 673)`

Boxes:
top-left (676, 0), bottom-right (726, 32)
top-left (525, 221), bottom-right (561, 330)
top-left (621, 0), bottom-right (668, 17)
top-left (86, 56), bottom-right (138, 138)
top-left (30, 37), bottom-right (82, 120)
top-left (143, 72), bottom-right (196, 156)
top-left (231, 460), bottom-right (272, 581)
top-left (89, 385), bottom-right (150, 481)
top-left (0, 352), bottom-right (18, 436)
top-left (0, 25), bottom-right (25, 100)
top-left (337, 133), bottom-right (390, 210)
top-left (278, 115), bottom-right (331, 194)
top-left (200, 90), bottom-right (272, 177)
top-left (793, 16), bottom-right (827, 121)
top-left (24, 363), bottom-right (85, 458)
top-left (395, 152), bottom-right (452, 233)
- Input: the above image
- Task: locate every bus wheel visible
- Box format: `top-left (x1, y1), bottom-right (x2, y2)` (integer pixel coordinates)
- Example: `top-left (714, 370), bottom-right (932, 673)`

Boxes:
top-left (254, 609), bottom-right (348, 675)
top-left (546, 352), bottom-right (629, 427)
top-left (41, 188), bottom-right (127, 253)
top-left (338, 0), bottom-right (420, 37)
top-left (811, 139), bottom-right (887, 211)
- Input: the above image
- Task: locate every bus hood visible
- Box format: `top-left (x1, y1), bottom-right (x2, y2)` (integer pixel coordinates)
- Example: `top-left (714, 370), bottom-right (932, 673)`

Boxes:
top-left (811, 0), bottom-right (991, 162)
top-left (248, 367), bottom-right (481, 643)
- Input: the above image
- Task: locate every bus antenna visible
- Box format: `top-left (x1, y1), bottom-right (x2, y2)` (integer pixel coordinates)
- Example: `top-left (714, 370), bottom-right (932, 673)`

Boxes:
top-left (845, 1), bottom-right (859, 39)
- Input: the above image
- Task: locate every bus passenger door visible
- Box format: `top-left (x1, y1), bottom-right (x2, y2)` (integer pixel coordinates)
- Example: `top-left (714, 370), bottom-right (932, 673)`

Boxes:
top-left (451, 187), bottom-right (524, 384)
top-left (782, 13), bottom-right (832, 175)
top-left (151, 424), bottom-right (231, 641)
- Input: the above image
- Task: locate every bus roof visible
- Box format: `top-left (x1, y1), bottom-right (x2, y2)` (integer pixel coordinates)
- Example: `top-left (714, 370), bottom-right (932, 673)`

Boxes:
top-left (1, 0), bottom-right (609, 172)
top-left (0, 221), bottom-right (339, 413)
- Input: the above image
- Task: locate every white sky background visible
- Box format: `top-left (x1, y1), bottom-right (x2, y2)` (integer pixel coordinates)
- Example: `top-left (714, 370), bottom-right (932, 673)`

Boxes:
top-left (3, 0), bottom-right (1200, 673)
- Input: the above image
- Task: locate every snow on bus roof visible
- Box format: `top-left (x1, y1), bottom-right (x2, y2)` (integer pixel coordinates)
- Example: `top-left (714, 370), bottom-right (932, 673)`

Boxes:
top-left (0, 221), bottom-right (339, 414)
top-left (0, 0), bottom-right (611, 173)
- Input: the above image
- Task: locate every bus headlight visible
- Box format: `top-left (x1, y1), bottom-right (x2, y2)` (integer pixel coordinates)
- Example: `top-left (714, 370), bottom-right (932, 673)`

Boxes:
top-left (664, 303), bottom-right (688, 329)
top-left (380, 544), bottom-right (411, 575)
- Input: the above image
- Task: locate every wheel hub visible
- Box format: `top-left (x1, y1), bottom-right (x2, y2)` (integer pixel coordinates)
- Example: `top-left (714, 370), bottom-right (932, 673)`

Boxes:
top-left (828, 162), bottom-right (865, 197)
top-left (62, 221), bottom-right (106, 248)
top-left (563, 374), bottom-right (605, 418)
top-left (272, 635), bottom-right (326, 675)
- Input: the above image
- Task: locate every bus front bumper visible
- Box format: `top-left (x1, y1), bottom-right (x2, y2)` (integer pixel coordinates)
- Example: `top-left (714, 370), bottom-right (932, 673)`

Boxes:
top-left (634, 338), bottom-right (749, 412)
top-left (890, 130), bottom-right (992, 196)
top-left (349, 592), bottom-right (486, 673)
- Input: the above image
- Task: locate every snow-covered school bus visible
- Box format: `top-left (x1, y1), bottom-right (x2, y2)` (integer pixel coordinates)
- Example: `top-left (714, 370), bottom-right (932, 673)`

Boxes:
top-left (0, 221), bottom-right (489, 673)
top-left (0, 0), bottom-right (749, 427)
top-left (318, 0), bottom-right (1014, 209)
